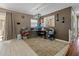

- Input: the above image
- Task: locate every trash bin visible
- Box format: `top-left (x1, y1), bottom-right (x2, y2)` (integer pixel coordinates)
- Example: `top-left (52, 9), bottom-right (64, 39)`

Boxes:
top-left (17, 34), bottom-right (21, 40)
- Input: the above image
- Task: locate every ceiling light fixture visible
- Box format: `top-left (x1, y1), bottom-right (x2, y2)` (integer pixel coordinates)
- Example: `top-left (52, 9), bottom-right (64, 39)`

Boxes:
top-left (33, 8), bottom-right (41, 20)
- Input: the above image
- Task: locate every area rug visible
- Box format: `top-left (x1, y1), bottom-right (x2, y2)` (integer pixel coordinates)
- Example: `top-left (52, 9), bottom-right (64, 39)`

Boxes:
top-left (24, 37), bottom-right (68, 56)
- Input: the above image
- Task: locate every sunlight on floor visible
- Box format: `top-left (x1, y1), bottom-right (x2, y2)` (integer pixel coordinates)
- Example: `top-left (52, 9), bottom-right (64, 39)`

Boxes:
top-left (0, 36), bottom-right (2, 41)
top-left (0, 39), bottom-right (37, 56)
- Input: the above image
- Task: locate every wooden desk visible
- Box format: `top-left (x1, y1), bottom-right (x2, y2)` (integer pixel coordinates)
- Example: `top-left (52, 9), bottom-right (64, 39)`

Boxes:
top-left (36, 31), bottom-right (46, 38)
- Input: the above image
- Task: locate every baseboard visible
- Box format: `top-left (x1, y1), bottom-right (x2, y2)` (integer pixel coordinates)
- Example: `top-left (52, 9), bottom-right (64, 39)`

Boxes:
top-left (56, 39), bottom-right (69, 44)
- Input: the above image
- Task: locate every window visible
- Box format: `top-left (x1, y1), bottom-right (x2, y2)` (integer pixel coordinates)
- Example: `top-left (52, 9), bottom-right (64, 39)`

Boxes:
top-left (44, 15), bottom-right (55, 27)
top-left (31, 19), bottom-right (37, 28)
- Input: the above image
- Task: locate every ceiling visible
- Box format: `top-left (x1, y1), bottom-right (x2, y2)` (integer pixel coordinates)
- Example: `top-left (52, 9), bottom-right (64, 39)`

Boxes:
top-left (0, 3), bottom-right (79, 16)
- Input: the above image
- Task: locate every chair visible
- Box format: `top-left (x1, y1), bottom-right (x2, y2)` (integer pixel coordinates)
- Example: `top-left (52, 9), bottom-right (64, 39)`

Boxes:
top-left (20, 28), bottom-right (30, 39)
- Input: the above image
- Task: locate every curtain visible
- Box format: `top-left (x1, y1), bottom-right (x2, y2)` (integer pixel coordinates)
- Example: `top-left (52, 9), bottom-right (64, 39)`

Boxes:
top-left (4, 12), bottom-right (16, 40)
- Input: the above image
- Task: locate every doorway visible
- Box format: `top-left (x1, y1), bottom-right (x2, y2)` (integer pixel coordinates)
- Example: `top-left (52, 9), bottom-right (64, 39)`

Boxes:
top-left (0, 12), bottom-right (6, 41)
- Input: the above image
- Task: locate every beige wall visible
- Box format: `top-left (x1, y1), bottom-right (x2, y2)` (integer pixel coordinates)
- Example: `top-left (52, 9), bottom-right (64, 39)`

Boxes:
top-left (55, 7), bottom-right (71, 41)
top-left (12, 12), bottom-right (33, 34)
top-left (0, 8), bottom-right (33, 35)
top-left (43, 7), bottom-right (71, 41)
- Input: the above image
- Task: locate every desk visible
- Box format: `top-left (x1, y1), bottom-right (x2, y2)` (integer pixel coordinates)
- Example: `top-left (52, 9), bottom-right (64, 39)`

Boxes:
top-left (36, 31), bottom-right (47, 39)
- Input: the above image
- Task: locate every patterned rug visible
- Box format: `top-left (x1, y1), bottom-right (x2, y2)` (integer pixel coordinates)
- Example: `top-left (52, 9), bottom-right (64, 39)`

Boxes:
top-left (24, 37), bottom-right (68, 56)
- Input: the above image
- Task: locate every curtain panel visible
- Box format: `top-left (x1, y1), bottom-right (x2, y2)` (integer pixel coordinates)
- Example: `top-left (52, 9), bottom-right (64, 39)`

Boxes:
top-left (5, 12), bottom-right (16, 40)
